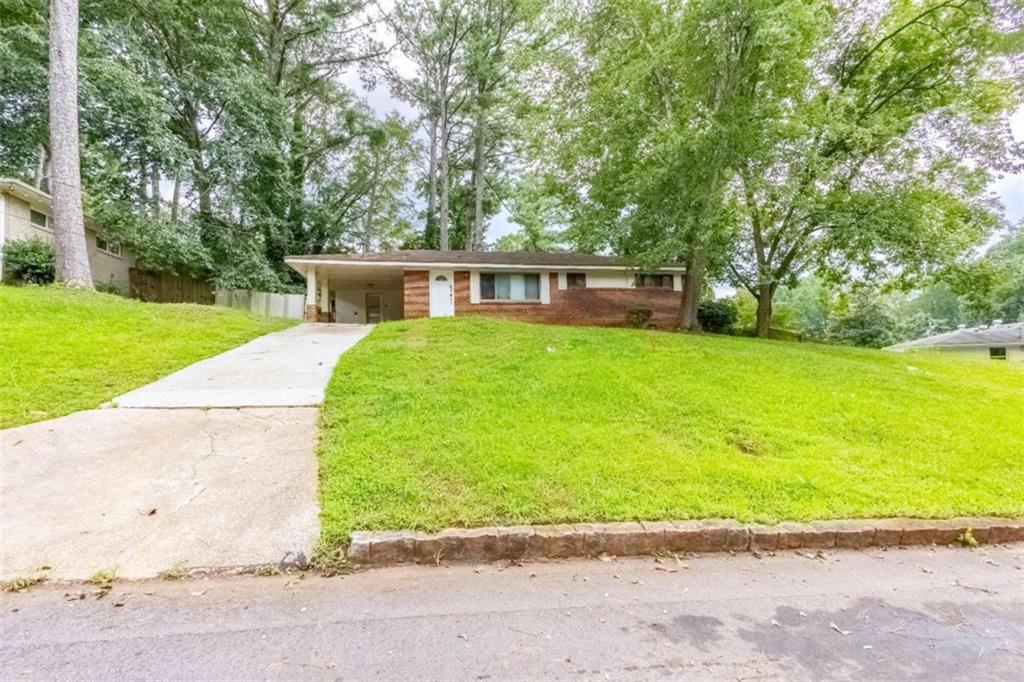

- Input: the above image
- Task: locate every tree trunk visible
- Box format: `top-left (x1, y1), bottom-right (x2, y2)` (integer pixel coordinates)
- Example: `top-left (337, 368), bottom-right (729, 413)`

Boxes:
top-left (755, 283), bottom-right (773, 338)
top-left (362, 155), bottom-right (380, 254)
top-left (48, 0), bottom-right (92, 289)
top-left (150, 163), bottom-right (160, 217)
top-left (678, 249), bottom-right (704, 332)
top-left (138, 158), bottom-right (149, 205)
top-left (286, 107), bottom-right (306, 255)
top-left (34, 145), bottom-right (47, 189)
top-left (438, 95), bottom-right (450, 251)
top-left (170, 171), bottom-right (181, 222)
top-left (426, 114), bottom-right (439, 247)
top-left (470, 103), bottom-right (486, 251)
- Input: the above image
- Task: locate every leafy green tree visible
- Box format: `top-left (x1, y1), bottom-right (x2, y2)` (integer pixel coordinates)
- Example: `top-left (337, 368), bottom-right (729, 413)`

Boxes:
top-left (943, 226), bottom-right (1024, 323)
top-left (532, 0), bottom-right (821, 330)
top-left (493, 173), bottom-right (564, 251)
top-left (727, 0), bottom-right (1020, 336)
top-left (827, 290), bottom-right (901, 348)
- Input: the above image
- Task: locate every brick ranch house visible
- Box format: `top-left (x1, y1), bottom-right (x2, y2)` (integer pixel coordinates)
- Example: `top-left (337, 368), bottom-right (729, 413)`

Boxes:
top-left (285, 250), bottom-right (688, 328)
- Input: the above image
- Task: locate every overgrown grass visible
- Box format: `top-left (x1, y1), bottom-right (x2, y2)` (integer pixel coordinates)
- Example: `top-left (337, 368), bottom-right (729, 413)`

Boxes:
top-left (318, 317), bottom-right (1024, 546)
top-left (0, 285), bottom-right (295, 427)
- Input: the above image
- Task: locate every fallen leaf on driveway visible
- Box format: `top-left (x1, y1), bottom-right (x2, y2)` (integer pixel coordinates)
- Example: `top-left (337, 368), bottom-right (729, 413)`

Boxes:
top-left (189, 590), bottom-right (206, 597)
top-left (830, 622), bottom-right (852, 635)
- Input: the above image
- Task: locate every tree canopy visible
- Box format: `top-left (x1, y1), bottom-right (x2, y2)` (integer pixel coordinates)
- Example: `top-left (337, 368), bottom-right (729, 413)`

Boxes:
top-left (1, 0), bottom-right (1020, 328)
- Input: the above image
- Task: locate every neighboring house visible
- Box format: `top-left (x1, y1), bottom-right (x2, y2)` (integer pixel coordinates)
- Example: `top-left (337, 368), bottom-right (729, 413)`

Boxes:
top-left (885, 322), bottom-right (1024, 362)
top-left (0, 177), bottom-right (135, 291)
top-left (285, 250), bottom-right (688, 327)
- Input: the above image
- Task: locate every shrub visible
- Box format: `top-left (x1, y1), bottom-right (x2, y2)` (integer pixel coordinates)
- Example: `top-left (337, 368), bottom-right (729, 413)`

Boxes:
top-left (625, 307), bottom-right (653, 328)
top-left (3, 237), bottom-right (55, 284)
top-left (697, 299), bottom-right (738, 333)
top-left (94, 281), bottom-right (126, 296)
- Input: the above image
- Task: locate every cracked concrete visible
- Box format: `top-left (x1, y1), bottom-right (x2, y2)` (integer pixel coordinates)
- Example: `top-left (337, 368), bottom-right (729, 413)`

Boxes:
top-left (2, 324), bottom-right (371, 580)
top-left (1, 407), bottom-right (320, 580)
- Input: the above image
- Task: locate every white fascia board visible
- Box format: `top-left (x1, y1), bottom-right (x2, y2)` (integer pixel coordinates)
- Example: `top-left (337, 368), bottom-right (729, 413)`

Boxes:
top-left (283, 258), bottom-right (688, 273)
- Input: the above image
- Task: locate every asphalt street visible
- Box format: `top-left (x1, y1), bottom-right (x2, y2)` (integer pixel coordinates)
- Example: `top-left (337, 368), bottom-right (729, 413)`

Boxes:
top-left (2, 545), bottom-right (1022, 681)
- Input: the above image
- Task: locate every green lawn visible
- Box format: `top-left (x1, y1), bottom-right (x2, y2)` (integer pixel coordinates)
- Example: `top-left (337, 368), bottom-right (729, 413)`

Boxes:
top-left (318, 317), bottom-right (1024, 547)
top-left (0, 285), bottom-right (295, 427)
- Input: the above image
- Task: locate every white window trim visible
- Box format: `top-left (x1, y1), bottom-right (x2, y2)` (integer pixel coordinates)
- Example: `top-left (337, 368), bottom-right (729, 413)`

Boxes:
top-left (557, 271), bottom-right (567, 290)
top-left (470, 270), bottom-right (481, 303)
top-left (478, 271), bottom-right (545, 304)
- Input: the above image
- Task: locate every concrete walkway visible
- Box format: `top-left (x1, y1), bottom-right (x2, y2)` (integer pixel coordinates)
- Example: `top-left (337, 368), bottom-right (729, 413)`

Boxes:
top-left (1, 324), bottom-right (371, 580)
top-left (115, 323), bottom-right (371, 408)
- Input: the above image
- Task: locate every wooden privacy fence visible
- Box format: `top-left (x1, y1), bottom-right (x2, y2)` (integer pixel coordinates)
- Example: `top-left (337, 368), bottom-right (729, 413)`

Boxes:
top-left (129, 268), bottom-right (213, 304)
top-left (214, 289), bottom-right (306, 319)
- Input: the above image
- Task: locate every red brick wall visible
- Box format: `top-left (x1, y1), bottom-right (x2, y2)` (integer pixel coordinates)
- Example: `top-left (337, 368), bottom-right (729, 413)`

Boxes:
top-left (403, 270), bottom-right (430, 319)
top-left (453, 271), bottom-right (680, 329)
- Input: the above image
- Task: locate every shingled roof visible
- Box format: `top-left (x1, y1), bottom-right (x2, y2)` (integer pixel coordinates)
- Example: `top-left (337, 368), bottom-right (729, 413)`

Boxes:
top-left (888, 322), bottom-right (1024, 350)
top-left (285, 250), bottom-right (687, 269)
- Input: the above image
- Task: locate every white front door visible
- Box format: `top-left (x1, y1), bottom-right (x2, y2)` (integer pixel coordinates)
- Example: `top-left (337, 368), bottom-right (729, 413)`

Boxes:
top-left (429, 270), bottom-right (455, 317)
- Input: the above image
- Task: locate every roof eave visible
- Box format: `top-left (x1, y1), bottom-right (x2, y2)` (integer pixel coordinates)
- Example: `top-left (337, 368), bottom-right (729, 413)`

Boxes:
top-left (283, 256), bottom-right (689, 272)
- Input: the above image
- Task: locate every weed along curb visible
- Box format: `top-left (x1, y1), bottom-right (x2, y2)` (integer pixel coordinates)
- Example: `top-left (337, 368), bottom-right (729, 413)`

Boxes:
top-left (345, 517), bottom-right (1024, 566)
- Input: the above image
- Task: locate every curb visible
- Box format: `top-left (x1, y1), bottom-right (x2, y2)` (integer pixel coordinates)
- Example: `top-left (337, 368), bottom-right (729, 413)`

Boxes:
top-left (346, 517), bottom-right (1024, 566)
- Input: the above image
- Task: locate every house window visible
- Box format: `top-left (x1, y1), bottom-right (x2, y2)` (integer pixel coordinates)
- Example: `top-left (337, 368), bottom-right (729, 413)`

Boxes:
top-left (96, 236), bottom-right (122, 257)
top-left (989, 347), bottom-right (1007, 360)
top-left (30, 210), bottom-right (49, 229)
top-left (566, 272), bottom-right (587, 288)
top-left (480, 273), bottom-right (541, 301)
top-left (634, 273), bottom-right (673, 289)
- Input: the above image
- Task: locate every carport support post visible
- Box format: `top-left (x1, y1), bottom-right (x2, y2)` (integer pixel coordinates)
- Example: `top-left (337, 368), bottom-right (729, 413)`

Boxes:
top-left (320, 278), bottom-right (330, 322)
top-left (305, 268), bottom-right (319, 322)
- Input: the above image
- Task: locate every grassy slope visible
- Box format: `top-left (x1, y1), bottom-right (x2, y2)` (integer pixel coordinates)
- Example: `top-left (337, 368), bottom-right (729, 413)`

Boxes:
top-left (0, 285), bottom-right (295, 427)
top-left (318, 317), bottom-right (1024, 545)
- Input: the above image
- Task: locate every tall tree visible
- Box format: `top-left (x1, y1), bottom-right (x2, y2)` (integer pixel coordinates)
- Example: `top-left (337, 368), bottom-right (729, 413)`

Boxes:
top-left (48, 0), bottom-right (92, 287)
top-left (387, 0), bottom-right (474, 250)
top-left (463, 0), bottom-right (538, 250)
top-left (533, 0), bottom-right (814, 329)
top-left (727, 0), bottom-right (1021, 336)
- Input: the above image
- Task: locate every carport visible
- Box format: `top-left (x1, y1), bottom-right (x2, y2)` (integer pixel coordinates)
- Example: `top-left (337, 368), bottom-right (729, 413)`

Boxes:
top-left (286, 257), bottom-right (406, 324)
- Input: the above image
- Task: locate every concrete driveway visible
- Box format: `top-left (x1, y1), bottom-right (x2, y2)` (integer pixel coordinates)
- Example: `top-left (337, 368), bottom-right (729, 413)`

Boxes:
top-left (1, 324), bottom-right (369, 580)
top-left (115, 323), bottom-right (371, 408)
